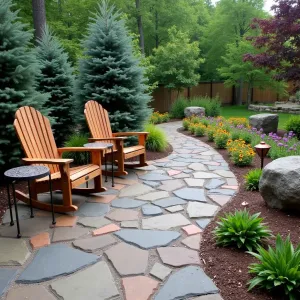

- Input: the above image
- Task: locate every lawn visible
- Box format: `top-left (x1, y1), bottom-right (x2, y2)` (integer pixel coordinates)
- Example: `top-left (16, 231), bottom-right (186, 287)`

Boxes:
top-left (221, 105), bottom-right (291, 130)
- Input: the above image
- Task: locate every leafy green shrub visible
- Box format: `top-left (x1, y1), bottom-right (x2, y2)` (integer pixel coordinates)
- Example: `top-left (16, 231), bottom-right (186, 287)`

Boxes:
top-left (182, 118), bottom-right (190, 130)
top-left (188, 123), bottom-right (196, 134)
top-left (194, 123), bottom-right (206, 136)
top-left (62, 134), bottom-right (89, 165)
top-left (145, 124), bottom-right (168, 152)
top-left (285, 116), bottom-right (300, 139)
top-left (189, 96), bottom-right (221, 117)
top-left (214, 209), bottom-right (272, 251)
top-left (207, 126), bottom-right (215, 142)
top-left (231, 129), bottom-right (241, 141)
top-left (170, 97), bottom-right (188, 118)
top-left (200, 118), bottom-right (209, 127)
top-left (214, 129), bottom-right (230, 149)
top-left (244, 169), bottom-right (262, 191)
top-left (149, 112), bottom-right (170, 124)
top-left (248, 235), bottom-right (300, 299)
top-left (227, 139), bottom-right (256, 166)
top-left (161, 112), bottom-right (170, 122)
top-left (240, 130), bottom-right (252, 144)
top-left (190, 116), bottom-right (201, 124)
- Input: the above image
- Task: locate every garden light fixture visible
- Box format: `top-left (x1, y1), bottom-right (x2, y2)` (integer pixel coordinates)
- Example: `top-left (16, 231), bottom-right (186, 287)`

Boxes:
top-left (254, 141), bottom-right (271, 169)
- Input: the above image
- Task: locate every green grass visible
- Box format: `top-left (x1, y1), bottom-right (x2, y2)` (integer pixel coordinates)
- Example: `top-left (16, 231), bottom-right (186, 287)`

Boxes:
top-left (220, 105), bottom-right (291, 130)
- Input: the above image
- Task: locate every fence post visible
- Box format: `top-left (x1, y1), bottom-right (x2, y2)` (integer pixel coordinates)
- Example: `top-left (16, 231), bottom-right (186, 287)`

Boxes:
top-left (210, 80), bottom-right (213, 98)
top-left (187, 87), bottom-right (191, 99)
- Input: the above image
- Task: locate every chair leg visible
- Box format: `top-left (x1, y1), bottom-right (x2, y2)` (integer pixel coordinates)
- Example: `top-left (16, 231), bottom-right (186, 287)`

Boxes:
top-left (59, 164), bottom-right (73, 208)
top-left (139, 153), bottom-right (148, 167)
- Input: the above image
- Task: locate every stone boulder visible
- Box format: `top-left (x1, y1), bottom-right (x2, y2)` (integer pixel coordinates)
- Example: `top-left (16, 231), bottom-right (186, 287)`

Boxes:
top-left (249, 113), bottom-right (278, 133)
top-left (184, 107), bottom-right (205, 118)
top-left (259, 156), bottom-right (300, 211)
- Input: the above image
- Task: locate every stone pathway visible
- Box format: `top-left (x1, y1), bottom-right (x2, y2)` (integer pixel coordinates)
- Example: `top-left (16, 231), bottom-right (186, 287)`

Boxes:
top-left (0, 122), bottom-right (237, 300)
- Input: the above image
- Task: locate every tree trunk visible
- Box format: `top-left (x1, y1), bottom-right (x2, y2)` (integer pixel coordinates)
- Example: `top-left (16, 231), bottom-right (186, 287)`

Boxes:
top-left (32, 0), bottom-right (46, 41)
top-left (135, 0), bottom-right (145, 54)
top-left (246, 83), bottom-right (252, 107)
top-left (237, 78), bottom-right (244, 105)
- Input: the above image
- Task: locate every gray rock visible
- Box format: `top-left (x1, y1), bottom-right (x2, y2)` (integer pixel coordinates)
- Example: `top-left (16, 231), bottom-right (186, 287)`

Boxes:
top-left (259, 156), bottom-right (300, 211)
top-left (111, 198), bottom-right (146, 209)
top-left (152, 197), bottom-right (187, 208)
top-left (0, 269), bottom-right (18, 296)
top-left (74, 203), bottom-right (109, 217)
top-left (17, 244), bottom-right (100, 283)
top-left (249, 113), bottom-right (279, 133)
top-left (173, 187), bottom-right (207, 202)
top-left (114, 229), bottom-right (180, 249)
top-left (154, 266), bottom-right (218, 300)
top-left (142, 204), bottom-right (163, 216)
top-left (184, 107), bottom-right (205, 118)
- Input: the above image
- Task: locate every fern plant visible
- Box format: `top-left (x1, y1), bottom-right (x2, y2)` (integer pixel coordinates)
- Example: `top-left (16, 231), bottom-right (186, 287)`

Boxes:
top-left (244, 169), bottom-right (262, 191)
top-left (248, 235), bottom-right (300, 300)
top-left (214, 209), bottom-right (272, 251)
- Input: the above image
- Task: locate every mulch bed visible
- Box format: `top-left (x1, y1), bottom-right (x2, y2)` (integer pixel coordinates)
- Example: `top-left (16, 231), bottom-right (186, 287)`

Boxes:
top-left (179, 128), bottom-right (300, 300)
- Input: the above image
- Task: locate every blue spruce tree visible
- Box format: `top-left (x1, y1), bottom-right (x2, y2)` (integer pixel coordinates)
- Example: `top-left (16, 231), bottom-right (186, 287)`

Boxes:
top-left (0, 0), bottom-right (49, 171)
top-left (75, 0), bottom-right (151, 133)
top-left (36, 26), bottom-right (75, 146)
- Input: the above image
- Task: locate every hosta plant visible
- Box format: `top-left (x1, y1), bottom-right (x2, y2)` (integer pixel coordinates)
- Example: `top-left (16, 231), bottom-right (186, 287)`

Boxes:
top-left (248, 235), bottom-right (300, 300)
top-left (214, 209), bottom-right (272, 251)
top-left (244, 169), bottom-right (262, 191)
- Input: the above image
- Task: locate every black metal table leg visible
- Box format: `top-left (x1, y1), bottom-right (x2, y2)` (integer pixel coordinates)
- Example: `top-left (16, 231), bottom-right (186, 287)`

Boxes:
top-left (105, 149), bottom-right (108, 183)
top-left (49, 174), bottom-right (56, 225)
top-left (111, 146), bottom-right (114, 187)
top-left (11, 181), bottom-right (21, 238)
top-left (27, 180), bottom-right (34, 218)
top-left (6, 184), bottom-right (14, 226)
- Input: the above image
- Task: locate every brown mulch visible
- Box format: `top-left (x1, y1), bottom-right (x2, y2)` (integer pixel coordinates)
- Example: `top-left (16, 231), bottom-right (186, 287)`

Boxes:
top-left (179, 128), bottom-right (300, 300)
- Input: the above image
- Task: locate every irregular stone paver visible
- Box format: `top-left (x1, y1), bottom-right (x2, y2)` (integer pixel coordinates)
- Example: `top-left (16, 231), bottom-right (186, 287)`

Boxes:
top-left (122, 276), bottom-right (159, 300)
top-left (30, 232), bottom-right (50, 249)
top-left (158, 179), bottom-right (185, 192)
top-left (106, 209), bottom-right (139, 221)
top-left (0, 238), bottom-right (30, 266)
top-left (193, 172), bottom-right (220, 179)
top-left (154, 266), bottom-right (218, 300)
top-left (142, 204), bottom-right (163, 216)
top-left (189, 163), bottom-right (207, 171)
top-left (143, 181), bottom-right (160, 188)
top-left (181, 234), bottom-right (202, 250)
top-left (1, 203), bottom-right (31, 224)
top-left (165, 161), bottom-right (189, 167)
top-left (77, 216), bottom-right (111, 228)
top-left (6, 286), bottom-right (56, 300)
top-left (196, 218), bottom-right (212, 229)
top-left (226, 178), bottom-right (238, 185)
top-left (157, 247), bottom-right (200, 267)
top-left (208, 189), bottom-right (236, 196)
top-left (173, 187), bottom-right (207, 202)
top-left (17, 244), bottom-right (100, 283)
top-left (92, 224), bottom-right (120, 236)
top-left (114, 178), bottom-right (138, 185)
top-left (121, 220), bottom-right (139, 228)
top-left (119, 183), bottom-right (154, 197)
top-left (165, 205), bottom-right (184, 213)
top-left (142, 213), bottom-right (190, 230)
top-left (54, 215), bottom-right (78, 227)
top-left (194, 294), bottom-right (224, 300)
top-left (115, 229), bottom-right (180, 249)
top-left (51, 261), bottom-right (119, 300)
top-left (214, 170), bottom-right (235, 178)
top-left (182, 224), bottom-right (202, 235)
top-left (87, 194), bottom-right (116, 204)
top-left (0, 269), bottom-right (18, 297)
top-left (139, 174), bottom-right (172, 181)
top-left (167, 170), bottom-right (181, 176)
top-left (137, 191), bottom-right (169, 201)
top-left (187, 202), bottom-right (219, 218)
top-left (150, 262), bottom-right (172, 281)
top-left (205, 179), bottom-right (226, 190)
top-left (105, 243), bottom-right (148, 276)
top-left (184, 178), bottom-right (205, 187)
top-left (174, 173), bottom-right (191, 179)
top-left (222, 185), bottom-right (238, 190)
top-left (74, 203), bottom-right (109, 217)
top-left (52, 227), bottom-right (89, 242)
top-left (153, 197), bottom-right (187, 208)
top-left (73, 235), bottom-right (117, 252)
top-left (208, 195), bottom-right (231, 206)
top-left (111, 198), bottom-right (146, 209)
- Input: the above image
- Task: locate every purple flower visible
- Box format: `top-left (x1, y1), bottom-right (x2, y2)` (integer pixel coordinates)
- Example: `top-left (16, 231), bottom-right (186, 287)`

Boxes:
top-left (277, 143), bottom-right (284, 147)
top-left (283, 137), bottom-right (288, 143)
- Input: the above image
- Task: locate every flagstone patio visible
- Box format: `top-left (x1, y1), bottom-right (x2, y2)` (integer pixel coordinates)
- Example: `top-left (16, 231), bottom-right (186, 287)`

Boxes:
top-left (0, 121), bottom-right (237, 300)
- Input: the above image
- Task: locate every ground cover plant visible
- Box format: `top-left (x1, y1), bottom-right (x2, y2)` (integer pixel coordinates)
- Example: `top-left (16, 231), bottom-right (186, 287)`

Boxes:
top-left (244, 168), bottom-right (262, 191)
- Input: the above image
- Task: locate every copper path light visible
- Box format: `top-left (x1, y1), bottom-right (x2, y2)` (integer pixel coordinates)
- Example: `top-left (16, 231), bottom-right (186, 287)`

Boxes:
top-left (254, 141), bottom-right (271, 169)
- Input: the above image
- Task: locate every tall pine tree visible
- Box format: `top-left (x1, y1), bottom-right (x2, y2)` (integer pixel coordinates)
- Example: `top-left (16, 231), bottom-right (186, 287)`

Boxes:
top-left (0, 0), bottom-right (49, 171)
top-left (75, 0), bottom-right (151, 133)
top-left (36, 25), bottom-right (74, 146)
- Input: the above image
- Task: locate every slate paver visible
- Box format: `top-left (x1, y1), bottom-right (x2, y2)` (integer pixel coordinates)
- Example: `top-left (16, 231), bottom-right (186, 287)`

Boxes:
top-left (165, 205), bottom-right (184, 213)
top-left (214, 170), bottom-right (235, 178)
top-left (188, 163), bottom-right (207, 171)
top-left (157, 247), bottom-right (201, 267)
top-left (152, 197), bottom-right (187, 208)
top-left (158, 179), bottom-right (185, 192)
top-left (119, 183), bottom-right (154, 197)
top-left (143, 181), bottom-right (161, 188)
top-left (181, 234), bottom-right (202, 250)
top-left (187, 202), bottom-right (219, 218)
top-left (54, 215), bottom-right (78, 227)
top-left (77, 216), bottom-right (111, 228)
top-left (6, 286), bottom-right (56, 300)
top-left (196, 218), bottom-right (212, 229)
top-left (106, 209), bottom-right (139, 221)
top-left (142, 213), bottom-right (190, 230)
top-left (74, 203), bottom-right (110, 217)
top-left (105, 243), bottom-right (148, 276)
top-left (122, 276), bottom-right (159, 300)
top-left (121, 220), bottom-right (139, 228)
top-left (154, 266), bottom-right (218, 300)
top-left (208, 189), bottom-right (236, 196)
top-left (173, 173), bottom-right (191, 179)
top-left (184, 178), bottom-right (205, 187)
top-left (226, 178), bottom-right (238, 186)
top-left (0, 238), bottom-right (30, 266)
top-left (0, 269), bottom-right (18, 297)
top-left (111, 198), bottom-right (146, 209)
top-left (30, 232), bottom-right (50, 249)
top-left (92, 224), bottom-right (120, 236)
top-left (182, 224), bottom-right (202, 235)
top-left (51, 261), bottom-right (119, 300)
top-left (137, 191), bottom-right (169, 201)
top-left (193, 172), bottom-right (220, 179)
top-left (17, 244), bottom-right (100, 283)
top-left (173, 187), bottom-right (207, 202)
top-left (222, 185), bottom-right (238, 190)
top-left (150, 262), bottom-right (172, 281)
top-left (115, 229), bottom-right (180, 249)
top-left (1, 203), bottom-right (31, 224)
top-left (194, 294), bottom-right (224, 300)
top-left (52, 227), bottom-right (89, 242)
top-left (205, 179), bottom-right (226, 190)
top-left (73, 235), bottom-right (117, 252)
top-left (139, 173), bottom-right (173, 181)
top-left (167, 170), bottom-right (182, 176)
top-left (87, 194), bottom-right (116, 204)
top-left (142, 204), bottom-right (163, 216)
top-left (208, 195), bottom-right (231, 206)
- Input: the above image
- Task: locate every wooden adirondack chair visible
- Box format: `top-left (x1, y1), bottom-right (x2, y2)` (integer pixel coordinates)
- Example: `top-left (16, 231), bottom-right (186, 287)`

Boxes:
top-left (13, 106), bottom-right (107, 213)
top-left (84, 100), bottom-right (148, 176)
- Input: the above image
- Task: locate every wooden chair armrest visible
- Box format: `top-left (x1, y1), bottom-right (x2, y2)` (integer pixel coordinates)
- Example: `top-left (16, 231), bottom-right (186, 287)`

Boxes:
top-left (113, 132), bottom-right (149, 137)
top-left (23, 158), bottom-right (73, 165)
top-left (57, 147), bottom-right (106, 154)
top-left (88, 137), bottom-right (127, 142)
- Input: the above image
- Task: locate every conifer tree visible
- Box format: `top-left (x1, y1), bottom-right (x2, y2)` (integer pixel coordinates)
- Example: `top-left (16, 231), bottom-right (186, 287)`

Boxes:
top-left (0, 0), bottom-right (49, 171)
top-left (36, 25), bottom-right (74, 146)
top-left (75, 0), bottom-right (151, 133)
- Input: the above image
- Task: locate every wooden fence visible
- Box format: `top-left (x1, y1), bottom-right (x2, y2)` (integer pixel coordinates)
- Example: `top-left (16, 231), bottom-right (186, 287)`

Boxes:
top-left (150, 81), bottom-right (290, 112)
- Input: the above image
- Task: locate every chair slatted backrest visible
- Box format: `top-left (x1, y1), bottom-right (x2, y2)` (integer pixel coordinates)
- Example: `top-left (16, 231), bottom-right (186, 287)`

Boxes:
top-left (14, 106), bottom-right (60, 174)
top-left (84, 100), bottom-right (113, 139)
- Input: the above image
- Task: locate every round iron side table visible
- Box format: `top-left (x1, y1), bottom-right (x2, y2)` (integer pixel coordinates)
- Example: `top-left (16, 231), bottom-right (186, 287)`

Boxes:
top-left (4, 165), bottom-right (56, 238)
top-left (84, 142), bottom-right (114, 187)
